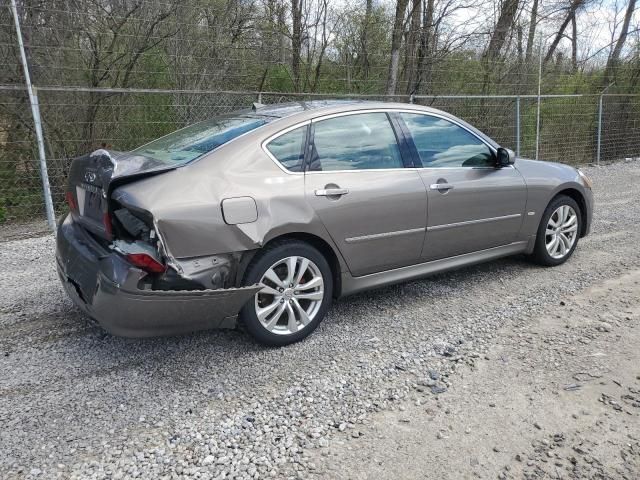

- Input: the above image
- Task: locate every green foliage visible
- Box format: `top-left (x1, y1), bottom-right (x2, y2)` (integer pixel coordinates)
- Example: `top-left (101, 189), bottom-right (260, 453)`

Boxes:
top-left (266, 65), bottom-right (295, 92)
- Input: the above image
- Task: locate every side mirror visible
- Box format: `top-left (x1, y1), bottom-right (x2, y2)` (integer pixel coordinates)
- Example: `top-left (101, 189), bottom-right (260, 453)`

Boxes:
top-left (496, 147), bottom-right (516, 167)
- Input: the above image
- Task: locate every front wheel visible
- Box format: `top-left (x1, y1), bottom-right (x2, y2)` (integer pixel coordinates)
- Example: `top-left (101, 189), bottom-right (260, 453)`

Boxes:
top-left (531, 195), bottom-right (581, 266)
top-left (239, 240), bottom-right (333, 346)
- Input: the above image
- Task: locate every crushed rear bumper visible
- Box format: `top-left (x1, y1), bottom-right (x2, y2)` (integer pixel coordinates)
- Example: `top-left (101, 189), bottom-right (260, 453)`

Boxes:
top-left (56, 214), bottom-right (260, 337)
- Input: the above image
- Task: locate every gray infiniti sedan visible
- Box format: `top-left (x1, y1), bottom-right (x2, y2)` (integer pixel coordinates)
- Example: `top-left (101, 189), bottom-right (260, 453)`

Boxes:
top-left (57, 100), bottom-right (593, 345)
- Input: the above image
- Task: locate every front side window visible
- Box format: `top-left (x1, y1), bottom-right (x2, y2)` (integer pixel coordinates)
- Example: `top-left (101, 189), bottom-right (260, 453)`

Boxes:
top-left (309, 113), bottom-right (403, 171)
top-left (400, 113), bottom-right (494, 168)
top-left (265, 125), bottom-right (308, 172)
top-left (133, 115), bottom-right (267, 165)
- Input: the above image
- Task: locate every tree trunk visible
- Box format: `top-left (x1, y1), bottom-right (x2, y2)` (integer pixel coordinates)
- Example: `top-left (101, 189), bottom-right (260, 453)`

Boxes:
top-left (544, 0), bottom-right (584, 65)
top-left (571, 12), bottom-right (578, 73)
top-left (414, 0), bottom-right (434, 94)
top-left (278, 6), bottom-right (287, 65)
top-left (603, 0), bottom-right (636, 87)
top-left (525, 0), bottom-right (538, 63)
top-left (386, 0), bottom-right (409, 95)
top-left (359, 0), bottom-right (373, 80)
top-left (404, 0), bottom-right (422, 94)
top-left (291, 0), bottom-right (303, 91)
top-left (481, 0), bottom-right (520, 93)
top-left (517, 23), bottom-right (524, 63)
top-left (483, 0), bottom-right (520, 65)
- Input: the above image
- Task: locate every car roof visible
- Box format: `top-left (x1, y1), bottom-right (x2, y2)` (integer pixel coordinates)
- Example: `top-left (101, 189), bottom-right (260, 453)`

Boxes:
top-left (248, 100), bottom-right (500, 150)
top-left (250, 99), bottom-right (361, 118)
top-left (252, 99), bottom-right (448, 118)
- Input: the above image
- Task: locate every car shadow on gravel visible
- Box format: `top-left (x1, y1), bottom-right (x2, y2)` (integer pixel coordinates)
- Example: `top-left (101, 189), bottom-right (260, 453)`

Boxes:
top-left (330, 254), bottom-right (536, 311)
top-left (56, 253), bottom-right (535, 353)
top-left (9, 252), bottom-right (547, 399)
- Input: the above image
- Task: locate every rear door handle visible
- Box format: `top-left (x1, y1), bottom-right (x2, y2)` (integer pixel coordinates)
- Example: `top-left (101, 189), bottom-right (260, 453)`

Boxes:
top-left (315, 188), bottom-right (349, 197)
top-left (430, 183), bottom-right (454, 191)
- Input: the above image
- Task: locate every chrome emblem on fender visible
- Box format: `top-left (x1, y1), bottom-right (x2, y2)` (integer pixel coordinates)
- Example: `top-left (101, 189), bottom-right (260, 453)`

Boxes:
top-left (84, 171), bottom-right (97, 183)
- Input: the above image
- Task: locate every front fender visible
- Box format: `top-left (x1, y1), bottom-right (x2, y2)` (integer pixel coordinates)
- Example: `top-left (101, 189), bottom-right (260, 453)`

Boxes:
top-left (515, 159), bottom-right (592, 238)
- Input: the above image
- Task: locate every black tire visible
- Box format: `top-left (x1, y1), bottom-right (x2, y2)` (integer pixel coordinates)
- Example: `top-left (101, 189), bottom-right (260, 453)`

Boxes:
top-left (531, 195), bottom-right (582, 266)
top-left (239, 239), bottom-right (333, 346)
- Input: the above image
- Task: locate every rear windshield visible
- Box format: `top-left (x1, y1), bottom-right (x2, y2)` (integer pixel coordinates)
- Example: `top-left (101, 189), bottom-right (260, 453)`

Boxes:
top-left (132, 114), bottom-right (267, 164)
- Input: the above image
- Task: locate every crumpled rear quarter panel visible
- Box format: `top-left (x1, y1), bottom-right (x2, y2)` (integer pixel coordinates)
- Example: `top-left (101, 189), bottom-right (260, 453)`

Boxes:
top-left (112, 132), bottom-right (338, 263)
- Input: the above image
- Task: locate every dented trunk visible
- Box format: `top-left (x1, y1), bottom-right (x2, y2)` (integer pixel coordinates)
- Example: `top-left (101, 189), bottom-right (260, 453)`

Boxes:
top-left (65, 149), bottom-right (176, 240)
top-left (57, 149), bottom-right (267, 336)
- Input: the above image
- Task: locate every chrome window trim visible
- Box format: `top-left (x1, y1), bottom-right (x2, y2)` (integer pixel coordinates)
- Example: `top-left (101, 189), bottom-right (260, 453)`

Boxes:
top-left (395, 110), bottom-right (499, 169)
top-left (302, 168), bottom-right (417, 175)
top-left (308, 110), bottom-right (406, 174)
top-left (260, 108), bottom-right (502, 175)
top-left (260, 120), bottom-right (311, 175)
top-left (311, 108), bottom-right (497, 154)
top-left (427, 213), bottom-right (522, 232)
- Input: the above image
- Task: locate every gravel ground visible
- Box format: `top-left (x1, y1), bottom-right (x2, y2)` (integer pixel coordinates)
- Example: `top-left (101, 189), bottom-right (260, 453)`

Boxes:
top-left (1, 160), bottom-right (639, 480)
top-left (313, 264), bottom-right (640, 480)
top-left (0, 220), bottom-right (51, 243)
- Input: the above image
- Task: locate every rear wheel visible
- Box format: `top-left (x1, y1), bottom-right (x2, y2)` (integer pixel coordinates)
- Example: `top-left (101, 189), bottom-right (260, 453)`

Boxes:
top-left (531, 195), bottom-right (581, 266)
top-left (239, 240), bottom-right (333, 346)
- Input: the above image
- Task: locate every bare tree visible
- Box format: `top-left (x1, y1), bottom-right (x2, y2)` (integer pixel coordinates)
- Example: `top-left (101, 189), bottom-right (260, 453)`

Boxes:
top-left (387, 0), bottom-right (410, 95)
top-left (303, 0), bottom-right (333, 91)
top-left (404, 0), bottom-right (422, 94)
top-left (291, 0), bottom-right (304, 91)
top-left (571, 10), bottom-right (578, 72)
top-left (543, 0), bottom-right (585, 65)
top-left (603, 0), bottom-right (637, 86)
top-left (525, 0), bottom-right (539, 62)
top-left (483, 0), bottom-right (521, 65)
top-left (358, 0), bottom-right (374, 80)
top-left (78, 0), bottom-right (178, 151)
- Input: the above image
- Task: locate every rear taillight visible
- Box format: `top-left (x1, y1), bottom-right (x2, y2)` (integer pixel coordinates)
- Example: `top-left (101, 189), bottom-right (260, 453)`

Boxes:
top-left (126, 253), bottom-right (166, 273)
top-left (65, 191), bottom-right (77, 211)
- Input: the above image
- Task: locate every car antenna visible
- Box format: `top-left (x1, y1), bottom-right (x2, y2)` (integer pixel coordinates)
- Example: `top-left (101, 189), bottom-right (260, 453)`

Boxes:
top-left (252, 102), bottom-right (265, 111)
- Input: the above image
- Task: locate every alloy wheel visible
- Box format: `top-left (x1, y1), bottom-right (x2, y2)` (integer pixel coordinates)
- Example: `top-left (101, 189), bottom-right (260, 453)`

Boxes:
top-left (254, 256), bottom-right (325, 335)
top-left (545, 205), bottom-right (578, 259)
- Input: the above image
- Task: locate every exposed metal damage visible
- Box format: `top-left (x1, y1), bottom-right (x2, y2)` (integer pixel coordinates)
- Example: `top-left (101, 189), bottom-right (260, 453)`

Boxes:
top-left (56, 147), bottom-right (266, 336)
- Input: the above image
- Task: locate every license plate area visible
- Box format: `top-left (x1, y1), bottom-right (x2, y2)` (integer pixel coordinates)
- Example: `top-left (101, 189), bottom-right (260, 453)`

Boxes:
top-left (76, 184), bottom-right (104, 222)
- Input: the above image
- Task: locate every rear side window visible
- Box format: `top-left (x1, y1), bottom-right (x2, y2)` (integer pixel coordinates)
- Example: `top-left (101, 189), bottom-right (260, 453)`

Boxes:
top-left (309, 113), bottom-right (404, 171)
top-left (400, 113), bottom-right (493, 168)
top-left (133, 115), bottom-right (267, 165)
top-left (265, 125), bottom-right (308, 172)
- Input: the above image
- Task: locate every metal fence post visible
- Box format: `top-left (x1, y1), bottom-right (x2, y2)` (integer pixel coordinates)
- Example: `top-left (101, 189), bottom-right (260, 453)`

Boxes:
top-left (515, 96), bottom-right (520, 156)
top-left (10, 0), bottom-right (56, 232)
top-left (596, 95), bottom-right (603, 165)
top-left (535, 46), bottom-right (542, 160)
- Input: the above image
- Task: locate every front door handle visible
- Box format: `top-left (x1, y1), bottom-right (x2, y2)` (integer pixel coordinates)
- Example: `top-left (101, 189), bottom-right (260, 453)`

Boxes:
top-left (315, 188), bottom-right (349, 197)
top-left (430, 183), bottom-right (454, 191)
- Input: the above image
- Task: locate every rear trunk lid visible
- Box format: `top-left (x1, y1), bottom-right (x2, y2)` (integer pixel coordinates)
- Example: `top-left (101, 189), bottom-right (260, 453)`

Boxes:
top-left (66, 149), bottom-right (176, 240)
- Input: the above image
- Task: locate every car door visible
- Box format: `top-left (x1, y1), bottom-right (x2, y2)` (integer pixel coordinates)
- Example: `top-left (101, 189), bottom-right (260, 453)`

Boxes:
top-left (397, 112), bottom-right (527, 262)
top-left (304, 111), bottom-right (427, 277)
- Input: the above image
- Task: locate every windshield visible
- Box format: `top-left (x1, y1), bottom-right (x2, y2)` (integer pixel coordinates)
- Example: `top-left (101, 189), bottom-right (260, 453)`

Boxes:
top-left (132, 114), bottom-right (267, 164)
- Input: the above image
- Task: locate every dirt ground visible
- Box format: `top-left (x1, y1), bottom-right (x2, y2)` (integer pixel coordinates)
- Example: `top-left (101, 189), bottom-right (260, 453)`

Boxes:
top-left (312, 270), bottom-right (640, 479)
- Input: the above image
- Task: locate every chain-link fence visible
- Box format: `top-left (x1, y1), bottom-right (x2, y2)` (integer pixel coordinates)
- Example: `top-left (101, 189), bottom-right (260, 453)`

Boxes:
top-left (1, 86), bottom-right (640, 228)
top-left (2, 0), bottom-right (640, 230)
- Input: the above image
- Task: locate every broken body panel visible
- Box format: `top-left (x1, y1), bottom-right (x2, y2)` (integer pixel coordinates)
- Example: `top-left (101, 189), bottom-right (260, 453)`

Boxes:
top-left (56, 214), bottom-right (261, 336)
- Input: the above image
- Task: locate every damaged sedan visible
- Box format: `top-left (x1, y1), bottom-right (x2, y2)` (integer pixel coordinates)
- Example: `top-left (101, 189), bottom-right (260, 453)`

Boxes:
top-left (57, 101), bottom-right (593, 346)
